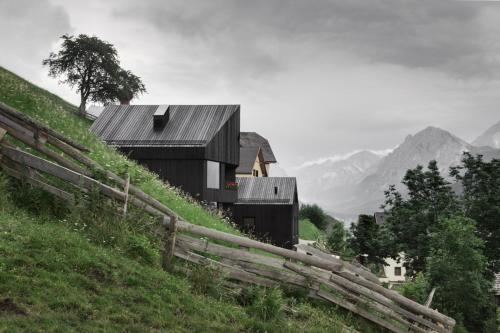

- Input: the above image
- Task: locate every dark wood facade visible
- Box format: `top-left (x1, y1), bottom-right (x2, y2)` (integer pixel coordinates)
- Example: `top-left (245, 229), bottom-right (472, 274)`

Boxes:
top-left (232, 187), bottom-right (299, 249)
top-left (100, 106), bottom-right (240, 204)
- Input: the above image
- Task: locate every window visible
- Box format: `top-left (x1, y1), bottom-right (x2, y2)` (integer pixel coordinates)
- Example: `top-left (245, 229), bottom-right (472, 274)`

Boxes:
top-left (207, 161), bottom-right (220, 189)
top-left (243, 217), bottom-right (255, 232)
top-left (253, 169), bottom-right (259, 177)
top-left (394, 267), bottom-right (402, 276)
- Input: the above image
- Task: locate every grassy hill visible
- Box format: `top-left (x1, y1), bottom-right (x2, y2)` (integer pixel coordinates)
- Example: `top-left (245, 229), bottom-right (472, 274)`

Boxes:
top-left (298, 219), bottom-right (325, 241)
top-left (0, 66), bottom-right (380, 332)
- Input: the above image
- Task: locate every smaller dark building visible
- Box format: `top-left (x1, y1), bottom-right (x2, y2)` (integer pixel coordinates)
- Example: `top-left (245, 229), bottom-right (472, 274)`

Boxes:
top-left (232, 177), bottom-right (299, 249)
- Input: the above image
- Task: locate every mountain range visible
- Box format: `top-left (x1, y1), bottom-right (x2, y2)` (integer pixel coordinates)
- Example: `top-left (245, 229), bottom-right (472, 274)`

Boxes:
top-left (290, 121), bottom-right (500, 221)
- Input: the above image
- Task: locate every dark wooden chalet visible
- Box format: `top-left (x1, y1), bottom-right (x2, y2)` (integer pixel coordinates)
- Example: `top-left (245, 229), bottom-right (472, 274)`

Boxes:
top-left (90, 104), bottom-right (240, 205)
top-left (232, 177), bottom-right (299, 249)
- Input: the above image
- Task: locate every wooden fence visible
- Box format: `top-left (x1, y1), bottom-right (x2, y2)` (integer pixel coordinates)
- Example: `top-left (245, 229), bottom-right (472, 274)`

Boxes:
top-left (0, 102), bottom-right (455, 333)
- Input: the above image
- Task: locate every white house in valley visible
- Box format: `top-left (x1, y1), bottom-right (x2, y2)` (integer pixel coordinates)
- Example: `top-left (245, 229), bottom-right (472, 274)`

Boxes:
top-left (374, 212), bottom-right (407, 287)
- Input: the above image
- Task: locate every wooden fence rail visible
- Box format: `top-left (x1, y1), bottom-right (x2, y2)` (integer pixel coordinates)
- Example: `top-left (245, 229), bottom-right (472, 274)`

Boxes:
top-left (0, 103), bottom-right (456, 333)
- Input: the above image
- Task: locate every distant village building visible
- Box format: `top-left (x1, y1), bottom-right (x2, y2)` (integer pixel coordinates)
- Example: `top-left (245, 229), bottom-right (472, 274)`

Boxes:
top-left (373, 212), bottom-right (406, 287)
top-left (232, 177), bottom-right (299, 249)
top-left (90, 105), bottom-right (240, 208)
top-left (240, 132), bottom-right (277, 176)
top-left (236, 147), bottom-right (267, 177)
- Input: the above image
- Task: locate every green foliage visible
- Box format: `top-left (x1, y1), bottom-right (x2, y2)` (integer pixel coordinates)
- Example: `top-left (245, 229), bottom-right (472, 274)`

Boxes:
top-left (426, 217), bottom-right (494, 332)
top-left (298, 218), bottom-right (324, 241)
top-left (111, 68), bottom-right (147, 104)
top-left (349, 215), bottom-right (393, 265)
top-left (299, 204), bottom-right (327, 230)
top-left (326, 222), bottom-right (347, 253)
top-left (43, 34), bottom-right (145, 114)
top-left (399, 273), bottom-right (429, 304)
top-left (384, 160), bottom-right (458, 275)
top-left (451, 153), bottom-right (500, 272)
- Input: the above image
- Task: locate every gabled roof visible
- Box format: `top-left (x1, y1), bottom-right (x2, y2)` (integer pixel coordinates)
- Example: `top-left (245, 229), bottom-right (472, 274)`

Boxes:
top-left (240, 132), bottom-right (277, 163)
top-left (236, 177), bottom-right (297, 205)
top-left (236, 147), bottom-right (263, 174)
top-left (90, 105), bottom-right (239, 147)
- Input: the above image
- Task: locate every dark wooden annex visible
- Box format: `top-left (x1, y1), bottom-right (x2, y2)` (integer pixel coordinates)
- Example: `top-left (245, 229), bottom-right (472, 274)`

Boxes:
top-left (232, 177), bottom-right (299, 249)
top-left (90, 104), bottom-right (240, 205)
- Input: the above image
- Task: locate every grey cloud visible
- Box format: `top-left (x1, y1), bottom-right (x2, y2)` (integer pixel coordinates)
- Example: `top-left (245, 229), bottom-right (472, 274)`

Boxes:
top-left (113, 0), bottom-right (500, 78)
top-left (0, 0), bottom-right (71, 79)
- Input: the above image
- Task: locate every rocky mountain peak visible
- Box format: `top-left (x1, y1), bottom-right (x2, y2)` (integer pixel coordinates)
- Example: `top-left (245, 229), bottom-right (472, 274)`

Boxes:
top-left (473, 121), bottom-right (500, 149)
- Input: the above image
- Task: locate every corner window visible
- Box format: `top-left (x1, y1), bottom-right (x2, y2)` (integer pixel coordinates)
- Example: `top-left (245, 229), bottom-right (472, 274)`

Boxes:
top-left (394, 267), bottom-right (402, 276)
top-left (207, 161), bottom-right (220, 189)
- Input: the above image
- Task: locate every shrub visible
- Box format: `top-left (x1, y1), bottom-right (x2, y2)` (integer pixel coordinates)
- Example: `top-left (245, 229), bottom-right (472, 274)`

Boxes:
top-left (299, 204), bottom-right (327, 230)
top-left (400, 273), bottom-right (429, 304)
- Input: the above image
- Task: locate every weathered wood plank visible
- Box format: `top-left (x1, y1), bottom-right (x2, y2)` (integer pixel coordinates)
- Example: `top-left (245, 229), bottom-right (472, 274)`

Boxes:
top-left (176, 235), bottom-right (285, 268)
top-left (123, 173), bottom-right (130, 218)
top-left (334, 268), bottom-right (454, 328)
top-left (162, 215), bottom-right (177, 269)
top-left (1, 145), bottom-right (125, 202)
top-left (0, 162), bottom-right (75, 204)
top-left (0, 123), bottom-right (89, 175)
top-left (317, 290), bottom-right (408, 333)
top-left (295, 244), bottom-right (380, 284)
top-left (0, 102), bottom-right (88, 151)
top-left (174, 247), bottom-right (279, 287)
top-left (285, 262), bottom-right (449, 333)
top-left (425, 287), bottom-right (436, 308)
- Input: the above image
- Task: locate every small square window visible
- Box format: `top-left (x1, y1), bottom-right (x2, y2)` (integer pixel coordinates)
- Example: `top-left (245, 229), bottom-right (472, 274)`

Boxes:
top-left (394, 267), bottom-right (402, 276)
top-left (243, 217), bottom-right (255, 231)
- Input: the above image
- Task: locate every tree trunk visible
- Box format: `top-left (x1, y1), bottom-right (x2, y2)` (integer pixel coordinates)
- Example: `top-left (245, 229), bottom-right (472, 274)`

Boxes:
top-left (78, 99), bottom-right (87, 117)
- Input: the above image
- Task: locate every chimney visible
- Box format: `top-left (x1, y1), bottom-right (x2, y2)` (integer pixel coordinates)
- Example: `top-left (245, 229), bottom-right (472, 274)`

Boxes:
top-left (119, 98), bottom-right (132, 105)
top-left (274, 186), bottom-right (278, 195)
top-left (153, 105), bottom-right (170, 130)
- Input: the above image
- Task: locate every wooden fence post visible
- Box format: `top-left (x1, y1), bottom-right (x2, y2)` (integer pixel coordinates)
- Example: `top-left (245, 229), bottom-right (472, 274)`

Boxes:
top-left (122, 174), bottom-right (130, 219)
top-left (162, 215), bottom-right (178, 269)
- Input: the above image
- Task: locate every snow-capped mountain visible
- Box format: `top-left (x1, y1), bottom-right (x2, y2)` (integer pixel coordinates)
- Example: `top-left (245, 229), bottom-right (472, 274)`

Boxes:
top-left (292, 125), bottom-right (500, 221)
top-left (473, 121), bottom-right (500, 149)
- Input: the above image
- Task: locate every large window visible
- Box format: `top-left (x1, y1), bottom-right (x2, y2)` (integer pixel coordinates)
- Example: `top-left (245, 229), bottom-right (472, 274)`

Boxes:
top-left (207, 161), bottom-right (220, 189)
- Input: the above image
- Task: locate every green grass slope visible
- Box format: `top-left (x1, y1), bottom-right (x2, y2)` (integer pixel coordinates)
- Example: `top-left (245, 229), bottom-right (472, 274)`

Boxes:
top-left (0, 180), bottom-right (356, 333)
top-left (299, 219), bottom-right (325, 241)
top-left (0, 66), bottom-right (381, 332)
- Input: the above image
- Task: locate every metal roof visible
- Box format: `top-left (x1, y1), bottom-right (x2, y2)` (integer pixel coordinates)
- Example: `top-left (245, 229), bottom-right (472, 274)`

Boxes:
top-left (240, 132), bottom-right (277, 163)
top-left (236, 177), bottom-right (297, 205)
top-left (236, 147), bottom-right (261, 174)
top-left (90, 105), bottom-right (238, 147)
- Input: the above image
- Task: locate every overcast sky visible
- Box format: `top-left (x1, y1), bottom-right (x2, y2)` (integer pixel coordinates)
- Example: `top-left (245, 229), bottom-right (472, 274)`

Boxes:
top-left (1, 0), bottom-right (500, 170)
